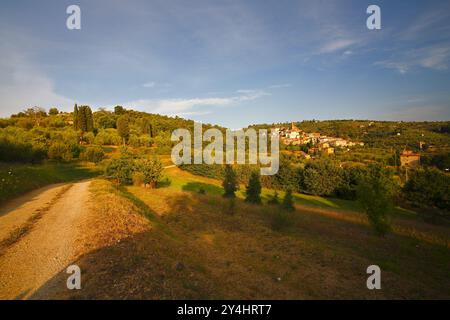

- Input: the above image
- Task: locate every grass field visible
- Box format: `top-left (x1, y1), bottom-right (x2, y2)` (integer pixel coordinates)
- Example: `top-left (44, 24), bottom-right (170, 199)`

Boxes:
top-left (0, 161), bottom-right (101, 204)
top-left (56, 166), bottom-right (450, 299)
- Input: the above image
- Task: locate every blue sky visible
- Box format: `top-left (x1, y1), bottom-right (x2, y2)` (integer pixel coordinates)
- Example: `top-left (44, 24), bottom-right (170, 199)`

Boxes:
top-left (0, 0), bottom-right (449, 128)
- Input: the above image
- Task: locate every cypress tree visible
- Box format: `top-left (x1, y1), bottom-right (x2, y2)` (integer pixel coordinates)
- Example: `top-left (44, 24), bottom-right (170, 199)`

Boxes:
top-left (245, 171), bottom-right (262, 204)
top-left (117, 115), bottom-right (130, 145)
top-left (73, 104), bottom-right (79, 130)
top-left (78, 106), bottom-right (88, 133)
top-left (222, 165), bottom-right (238, 198)
top-left (85, 106), bottom-right (94, 132)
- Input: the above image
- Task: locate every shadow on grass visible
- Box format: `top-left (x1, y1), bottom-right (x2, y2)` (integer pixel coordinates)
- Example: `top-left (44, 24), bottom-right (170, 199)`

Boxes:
top-left (26, 185), bottom-right (450, 300)
top-left (182, 182), bottom-right (223, 196)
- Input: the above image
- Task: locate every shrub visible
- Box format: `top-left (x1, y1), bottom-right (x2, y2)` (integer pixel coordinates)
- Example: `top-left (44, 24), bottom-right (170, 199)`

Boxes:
top-left (81, 146), bottom-right (105, 163)
top-left (403, 168), bottom-right (450, 220)
top-left (301, 160), bottom-right (343, 196)
top-left (48, 142), bottom-right (73, 161)
top-left (94, 129), bottom-right (122, 145)
top-left (245, 171), bottom-right (262, 204)
top-left (222, 165), bottom-right (238, 198)
top-left (105, 157), bottom-right (135, 185)
top-left (282, 189), bottom-right (295, 211)
top-left (357, 165), bottom-right (396, 236)
top-left (0, 137), bottom-right (46, 163)
top-left (132, 171), bottom-right (145, 186)
top-left (135, 157), bottom-right (163, 188)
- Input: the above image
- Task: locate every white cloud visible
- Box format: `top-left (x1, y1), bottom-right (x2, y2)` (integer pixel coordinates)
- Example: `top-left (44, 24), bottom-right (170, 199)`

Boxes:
top-left (319, 39), bottom-right (356, 54)
top-left (0, 42), bottom-right (74, 117)
top-left (123, 89), bottom-right (270, 116)
top-left (142, 81), bottom-right (156, 88)
top-left (375, 45), bottom-right (450, 74)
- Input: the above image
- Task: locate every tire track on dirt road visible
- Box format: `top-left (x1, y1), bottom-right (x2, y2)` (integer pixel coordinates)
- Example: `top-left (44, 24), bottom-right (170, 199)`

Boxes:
top-left (0, 180), bottom-right (92, 299)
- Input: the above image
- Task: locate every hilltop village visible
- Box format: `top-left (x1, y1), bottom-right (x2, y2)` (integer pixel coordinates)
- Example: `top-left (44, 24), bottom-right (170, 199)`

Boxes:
top-left (274, 123), bottom-right (364, 158)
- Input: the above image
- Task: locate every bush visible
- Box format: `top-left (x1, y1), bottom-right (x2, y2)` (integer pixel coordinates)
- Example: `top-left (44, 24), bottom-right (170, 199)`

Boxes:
top-left (0, 137), bottom-right (46, 163)
top-left (81, 146), bottom-right (105, 163)
top-left (48, 142), bottom-right (73, 161)
top-left (357, 165), bottom-right (396, 236)
top-left (301, 160), bottom-right (343, 196)
top-left (222, 165), bottom-right (238, 198)
top-left (282, 189), bottom-right (295, 211)
top-left (403, 168), bottom-right (450, 214)
top-left (105, 157), bottom-right (135, 185)
top-left (245, 171), bottom-right (262, 204)
top-left (135, 157), bottom-right (163, 188)
top-left (94, 129), bottom-right (122, 145)
top-left (132, 171), bottom-right (145, 186)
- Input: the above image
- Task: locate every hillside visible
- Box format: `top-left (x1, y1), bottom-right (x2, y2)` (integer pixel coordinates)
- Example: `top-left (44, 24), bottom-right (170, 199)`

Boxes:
top-left (8, 167), bottom-right (447, 299)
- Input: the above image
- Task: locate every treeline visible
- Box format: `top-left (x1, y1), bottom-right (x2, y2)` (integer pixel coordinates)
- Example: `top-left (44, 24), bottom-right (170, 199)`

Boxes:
top-left (180, 158), bottom-right (450, 218)
top-left (0, 104), bottom-right (201, 163)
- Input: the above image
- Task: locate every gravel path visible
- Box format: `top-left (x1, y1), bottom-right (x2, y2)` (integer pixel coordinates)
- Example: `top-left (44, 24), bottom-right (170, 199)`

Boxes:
top-left (0, 181), bottom-right (92, 299)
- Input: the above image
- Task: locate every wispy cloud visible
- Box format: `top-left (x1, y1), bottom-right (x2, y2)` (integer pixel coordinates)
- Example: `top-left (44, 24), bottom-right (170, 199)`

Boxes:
top-left (319, 39), bottom-right (356, 54)
top-left (142, 81), bottom-right (156, 88)
top-left (268, 83), bottom-right (292, 89)
top-left (376, 45), bottom-right (450, 74)
top-left (0, 36), bottom-right (74, 117)
top-left (123, 89), bottom-right (270, 116)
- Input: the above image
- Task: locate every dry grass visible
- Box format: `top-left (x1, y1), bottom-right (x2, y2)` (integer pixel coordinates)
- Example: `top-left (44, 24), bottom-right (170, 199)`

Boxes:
top-left (47, 178), bottom-right (450, 299)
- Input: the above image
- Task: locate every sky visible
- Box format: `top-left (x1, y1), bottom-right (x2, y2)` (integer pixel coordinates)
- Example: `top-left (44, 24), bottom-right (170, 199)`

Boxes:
top-left (0, 0), bottom-right (449, 128)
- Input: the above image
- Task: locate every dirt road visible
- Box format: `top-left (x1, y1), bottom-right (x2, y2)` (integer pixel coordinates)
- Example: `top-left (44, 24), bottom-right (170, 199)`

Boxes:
top-left (0, 181), bottom-right (92, 299)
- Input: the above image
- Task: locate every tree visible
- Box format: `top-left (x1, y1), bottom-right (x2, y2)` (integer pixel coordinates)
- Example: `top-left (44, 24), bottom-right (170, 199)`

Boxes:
top-left (81, 146), bottom-right (105, 163)
top-left (73, 104), bottom-right (79, 130)
top-left (105, 157), bottom-right (135, 185)
top-left (222, 165), bottom-right (238, 198)
top-left (301, 160), bottom-right (343, 196)
top-left (245, 170), bottom-right (262, 204)
top-left (357, 165), bottom-right (396, 236)
top-left (24, 107), bottom-right (47, 127)
top-left (403, 168), bottom-right (450, 212)
top-left (97, 115), bottom-right (116, 129)
top-left (73, 105), bottom-right (94, 133)
top-left (114, 105), bottom-right (125, 115)
top-left (49, 107), bottom-right (59, 115)
top-left (85, 107), bottom-right (94, 132)
top-left (282, 188), bottom-right (295, 211)
top-left (141, 118), bottom-right (154, 137)
top-left (117, 115), bottom-right (130, 145)
top-left (135, 157), bottom-right (163, 188)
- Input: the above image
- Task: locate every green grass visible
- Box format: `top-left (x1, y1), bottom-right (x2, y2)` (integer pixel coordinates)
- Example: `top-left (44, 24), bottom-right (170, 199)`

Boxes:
top-left (0, 161), bottom-right (101, 204)
top-left (164, 167), bottom-right (418, 220)
top-left (163, 167), bottom-right (362, 212)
